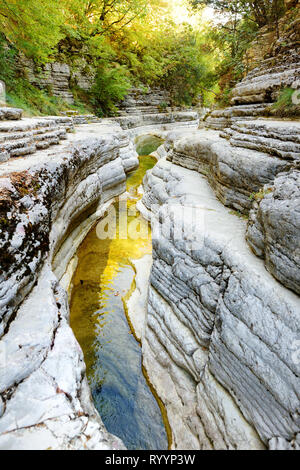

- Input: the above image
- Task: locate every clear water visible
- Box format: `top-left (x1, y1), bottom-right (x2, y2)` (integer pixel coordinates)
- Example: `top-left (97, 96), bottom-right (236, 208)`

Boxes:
top-left (70, 151), bottom-right (168, 450)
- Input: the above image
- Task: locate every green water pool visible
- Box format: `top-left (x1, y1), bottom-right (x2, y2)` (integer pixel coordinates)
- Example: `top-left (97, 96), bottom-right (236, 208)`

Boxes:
top-left (70, 151), bottom-right (168, 450)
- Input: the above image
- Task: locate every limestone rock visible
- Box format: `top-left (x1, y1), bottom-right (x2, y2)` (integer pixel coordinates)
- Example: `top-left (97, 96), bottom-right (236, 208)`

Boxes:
top-left (0, 121), bottom-right (139, 450)
top-left (0, 122), bottom-right (137, 337)
top-left (0, 266), bottom-right (125, 450)
top-left (118, 87), bottom-right (171, 116)
top-left (231, 50), bottom-right (300, 106)
top-left (16, 56), bottom-right (74, 104)
top-left (114, 111), bottom-right (199, 131)
top-left (221, 120), bottom-right (300, 160)
top-left (0, 107), bottom-right (23, 121)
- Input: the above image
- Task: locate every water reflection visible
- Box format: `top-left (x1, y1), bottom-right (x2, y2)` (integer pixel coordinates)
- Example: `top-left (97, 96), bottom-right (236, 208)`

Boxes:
top-left (70, 153), bottom-right (168, 450)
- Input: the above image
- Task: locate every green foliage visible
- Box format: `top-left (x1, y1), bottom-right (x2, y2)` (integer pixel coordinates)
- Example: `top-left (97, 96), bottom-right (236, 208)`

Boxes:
top-left (271, 87), bottom-right (300, 117)
top-left (0, 0), bottom-right (247, 115)
top-left (158, 102), bottom-right (168, 112)
top-left (190, 0), bottom-right (286, 27)
top-left (90, 65), bottom-right (131, 116)
top-left (153, 28), bottom-right (201, 105)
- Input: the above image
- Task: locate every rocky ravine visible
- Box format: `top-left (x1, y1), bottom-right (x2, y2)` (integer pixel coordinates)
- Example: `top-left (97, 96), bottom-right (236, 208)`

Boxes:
top-left (138, 155), bottom-right (299, 450)
top-left (129, 20), bottom-right (300, 448)
top-left (132, 79), bottom-right (300, 450)
top-left (0, 107), bottom-right (199, 449)
top-left (0, 120), bottom-right (136, 450)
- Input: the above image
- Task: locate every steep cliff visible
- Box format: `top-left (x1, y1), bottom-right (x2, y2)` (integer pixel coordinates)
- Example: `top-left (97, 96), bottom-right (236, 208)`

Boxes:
top-left (0, 114), bottom-right (137, 449)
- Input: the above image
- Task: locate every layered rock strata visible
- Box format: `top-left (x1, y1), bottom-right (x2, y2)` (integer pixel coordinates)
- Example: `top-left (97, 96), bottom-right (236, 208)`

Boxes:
top-left (72, 115), bottom-right (101, 125)
top-left (230, 50), bottom-right (300, 107)
top-left (0, 116), bottom-right (74, 162)
top-left (0, 83), bottom-right (298, 451)
top-left (167, 122), bottom-right (299, 214)
top-left (118, 87), bottom-right (171, 116)
top-left (0, 107), bottom-right (23, 121)
top-left (245, 1), bottom-right (299, 66)
top-left (0, 121), bottom-right (137, 449)
top-left (205, 104), bottom-right (270, 130)
top-left (114, 111), bottom-right (199, 132)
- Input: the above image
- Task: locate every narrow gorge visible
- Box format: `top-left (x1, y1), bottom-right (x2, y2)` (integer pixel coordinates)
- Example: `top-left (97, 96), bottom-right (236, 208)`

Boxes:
top-left (0, 0), bottom-right (299, 453)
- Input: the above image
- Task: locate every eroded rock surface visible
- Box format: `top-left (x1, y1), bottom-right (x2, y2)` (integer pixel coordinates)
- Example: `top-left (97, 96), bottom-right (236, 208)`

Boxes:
top-left (205, 5), bottom-right (300, 130)
top-left (0, 116), bottom-right (74, 161)
top-left (139, 159), bottom-right (300, 450)
top-left (0, 121), bottom-right (137, 449)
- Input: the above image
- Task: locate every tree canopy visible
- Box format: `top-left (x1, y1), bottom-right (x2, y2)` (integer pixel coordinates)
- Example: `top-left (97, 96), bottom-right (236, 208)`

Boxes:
top-left (0, 0), bottom-right (287, 115)
top-left (190, 0), bottom-right (286, 27)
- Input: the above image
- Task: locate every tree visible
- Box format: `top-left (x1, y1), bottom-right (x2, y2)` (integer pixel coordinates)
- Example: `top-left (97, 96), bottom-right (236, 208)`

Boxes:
top-left (0, 0), bottom-right (222, 113)
top-left (0, 0), bottom-right (65, 61)
top-left (65, 0), bottom-right (148, 40)
top-left (190, 0), bottom-right (286, 28)
top-left (90, 64), bottom-right (131, 115)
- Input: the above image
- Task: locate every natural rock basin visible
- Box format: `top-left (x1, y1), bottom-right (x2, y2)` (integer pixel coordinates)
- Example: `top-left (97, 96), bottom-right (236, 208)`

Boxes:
top-left (70, 151), bottom-right (168, 450)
